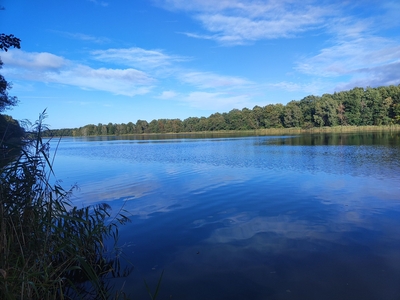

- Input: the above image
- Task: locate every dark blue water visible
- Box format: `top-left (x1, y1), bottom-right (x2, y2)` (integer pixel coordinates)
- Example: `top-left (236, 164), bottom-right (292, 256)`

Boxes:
top-left (50, 133), bottom-right (400, 300)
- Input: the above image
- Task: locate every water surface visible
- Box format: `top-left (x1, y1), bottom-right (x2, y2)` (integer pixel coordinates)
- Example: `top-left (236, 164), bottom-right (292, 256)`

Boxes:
top-left (51, 132), bottom-right (400, 300)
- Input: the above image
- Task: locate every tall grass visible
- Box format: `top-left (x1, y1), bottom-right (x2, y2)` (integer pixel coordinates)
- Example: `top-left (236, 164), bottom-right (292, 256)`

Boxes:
top-left (254, 124), bottom-right (400, 135)
top-left (0, 111), bottom-right (132, 299)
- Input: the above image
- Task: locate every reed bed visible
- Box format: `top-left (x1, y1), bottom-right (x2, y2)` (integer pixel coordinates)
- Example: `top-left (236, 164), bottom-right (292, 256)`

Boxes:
top-left (0, 112), bottom-right (132, 299)
top-left (255, 124), bottom-right (400, 135)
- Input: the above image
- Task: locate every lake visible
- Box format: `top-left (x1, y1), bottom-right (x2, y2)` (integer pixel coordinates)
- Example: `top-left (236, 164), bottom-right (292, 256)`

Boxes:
top-left (49, 132), bottom-right (400, 300)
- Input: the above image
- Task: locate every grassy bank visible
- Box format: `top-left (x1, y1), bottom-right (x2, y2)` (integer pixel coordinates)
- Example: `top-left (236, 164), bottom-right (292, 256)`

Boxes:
top-left (254, 125), bottom-right (400, 135)
top-left (136, 125), bottom-right (400, 138)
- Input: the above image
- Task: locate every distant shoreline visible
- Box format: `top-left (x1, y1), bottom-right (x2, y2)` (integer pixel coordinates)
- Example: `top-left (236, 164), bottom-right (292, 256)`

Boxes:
top-left (47, 125), bottom-right (400, 138)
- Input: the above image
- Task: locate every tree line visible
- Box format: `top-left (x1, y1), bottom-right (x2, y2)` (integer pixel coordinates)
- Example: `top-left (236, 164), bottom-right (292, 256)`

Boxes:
top-left (47, 84), bottom-right (400, 137)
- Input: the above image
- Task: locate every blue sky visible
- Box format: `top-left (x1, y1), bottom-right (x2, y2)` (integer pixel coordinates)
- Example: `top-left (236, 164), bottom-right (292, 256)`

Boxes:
top-left (1, 0), bottom-right (399, 128)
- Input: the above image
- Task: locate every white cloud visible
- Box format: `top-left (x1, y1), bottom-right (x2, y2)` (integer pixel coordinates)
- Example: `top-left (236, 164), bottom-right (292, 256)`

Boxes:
top-left (158, 0), bottom-right (332, 44)
top-left (180, 32), bottom-right (215, 41)
top-left (296, 36), bottom-right (400, 77)
top-left (268, 82), bottom-right (303, 92)
top-left (47, 66), bottom-right (154, 96)
top-left (183, 91), bottom-right (251, 110)
top-left (295, 6), bottom-right (400, 90)
top-left (194, 8), bottom-right (326, 44)
top-left (160, 0), bottom-right (317, 17)
top-left (180, 71), bottom-right (252, 89)
top-left (2, 50), bottom-right (155, 96)
top-left (336, 62), bottom-right (400, 91)
top-left (91, 47), bottom-right (187, 69)
top-left (54, 31), bottom-right (110, 43)
top-left (1, 49), bottom-right (256, 101)
top-left (157, 90), bottom-right (179, 99)
top-left (267, 81), bottom-right (325, 95)
top-left (2, 50), bottom-right (67, 70)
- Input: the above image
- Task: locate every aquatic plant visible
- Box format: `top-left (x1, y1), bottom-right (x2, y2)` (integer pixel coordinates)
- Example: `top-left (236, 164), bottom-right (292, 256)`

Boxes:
top-left (0, 111), bottom-right (132, 299)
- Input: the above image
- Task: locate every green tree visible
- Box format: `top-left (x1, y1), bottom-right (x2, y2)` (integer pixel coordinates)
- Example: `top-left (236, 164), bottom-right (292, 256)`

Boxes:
top-left (106, 122), bottom-right (115, 135)
top-left (170, 119), bottom-right (183, 133)
top-left (299, 95), bottom-right (319, 126)
top-left (393, 103), bottom-right (400, 124)
top-left (196, 117), bottom-right (209, 131)
top-left (101, 124), bottom-right (108, 135)
top-left (337, 102), bottom-right (346, 125)
top-left (283, 101), bottom-right (303, 128)
top-left (343, 87), bottom-right (363, 125)
top-left (148, 119), bottom-right (159, 133)
top-left (241, 107), bottom-right (257, 130)
top-left (208, 113), bottom-right (226, 131)
top-left (360, 87), bottom-right (376, 125)
top-left (135, 119), bottom-right (149, 133)
top-left (159, 119), bottom-right (167, 133)
top-left (252, 105), bottom-right (264, 128)
top-left (182, 117), bottom-right (200, 132)
top-left (96, 123), bottom-right (103, 135)
top-left (0, 60), bottom-right (19, 112)
top-left (164, 119), bottom-right (175, 133)
top-left (34, 84), bottom-right (400, 136)
top-left (115, 123), bottom-right (127, 135)
top-left (313, 95), bottom-right (338, 127)
top-left (0, 33), bottom-right (24, 165)
top-left (263, 104), bottom-right (284, 128)
top-left (126, 121), bottom-right (136, 134)
top-left (0, 114), bottom-right (25, 166)
top-left (225, 109), bottom-right (244, 130)
top-left (0, 33), bottom-right (21, 52)
top-left (366, 87), bottom-right (391, 125)
top-left (0, 33), bottom-right (20, 111)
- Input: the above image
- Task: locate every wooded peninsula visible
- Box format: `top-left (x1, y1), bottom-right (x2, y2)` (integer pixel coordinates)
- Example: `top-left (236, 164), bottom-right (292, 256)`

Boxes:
top-left (45, 85), bottom-right (400, 137)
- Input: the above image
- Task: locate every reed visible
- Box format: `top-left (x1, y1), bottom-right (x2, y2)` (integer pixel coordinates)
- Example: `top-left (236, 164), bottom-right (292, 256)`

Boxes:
top-left (0, 111), bottom-right (132, 299)
top-left (255, 124), bottom-right (400, 135)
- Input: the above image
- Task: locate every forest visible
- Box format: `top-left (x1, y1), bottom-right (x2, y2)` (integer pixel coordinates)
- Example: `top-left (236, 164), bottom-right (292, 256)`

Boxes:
top-left (45, 85), bottom-right (400, 137)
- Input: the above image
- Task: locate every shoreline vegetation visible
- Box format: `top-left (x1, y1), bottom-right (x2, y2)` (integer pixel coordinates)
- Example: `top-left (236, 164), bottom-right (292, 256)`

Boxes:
top-left (1, 113), bottom-right (134, 299)
top-left (138, 124), bottom-right (400, 137)
top-left (46, 125), bottom-right (400, 138)
top-left (131, 124), bottom-right (400, 135)
top-left (43, 84), bottom-right (400, 138)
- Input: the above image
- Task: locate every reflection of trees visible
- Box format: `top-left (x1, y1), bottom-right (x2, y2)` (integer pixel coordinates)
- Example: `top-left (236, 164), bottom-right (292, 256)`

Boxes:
top-left (266, 132), bottom-right (400, 146)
